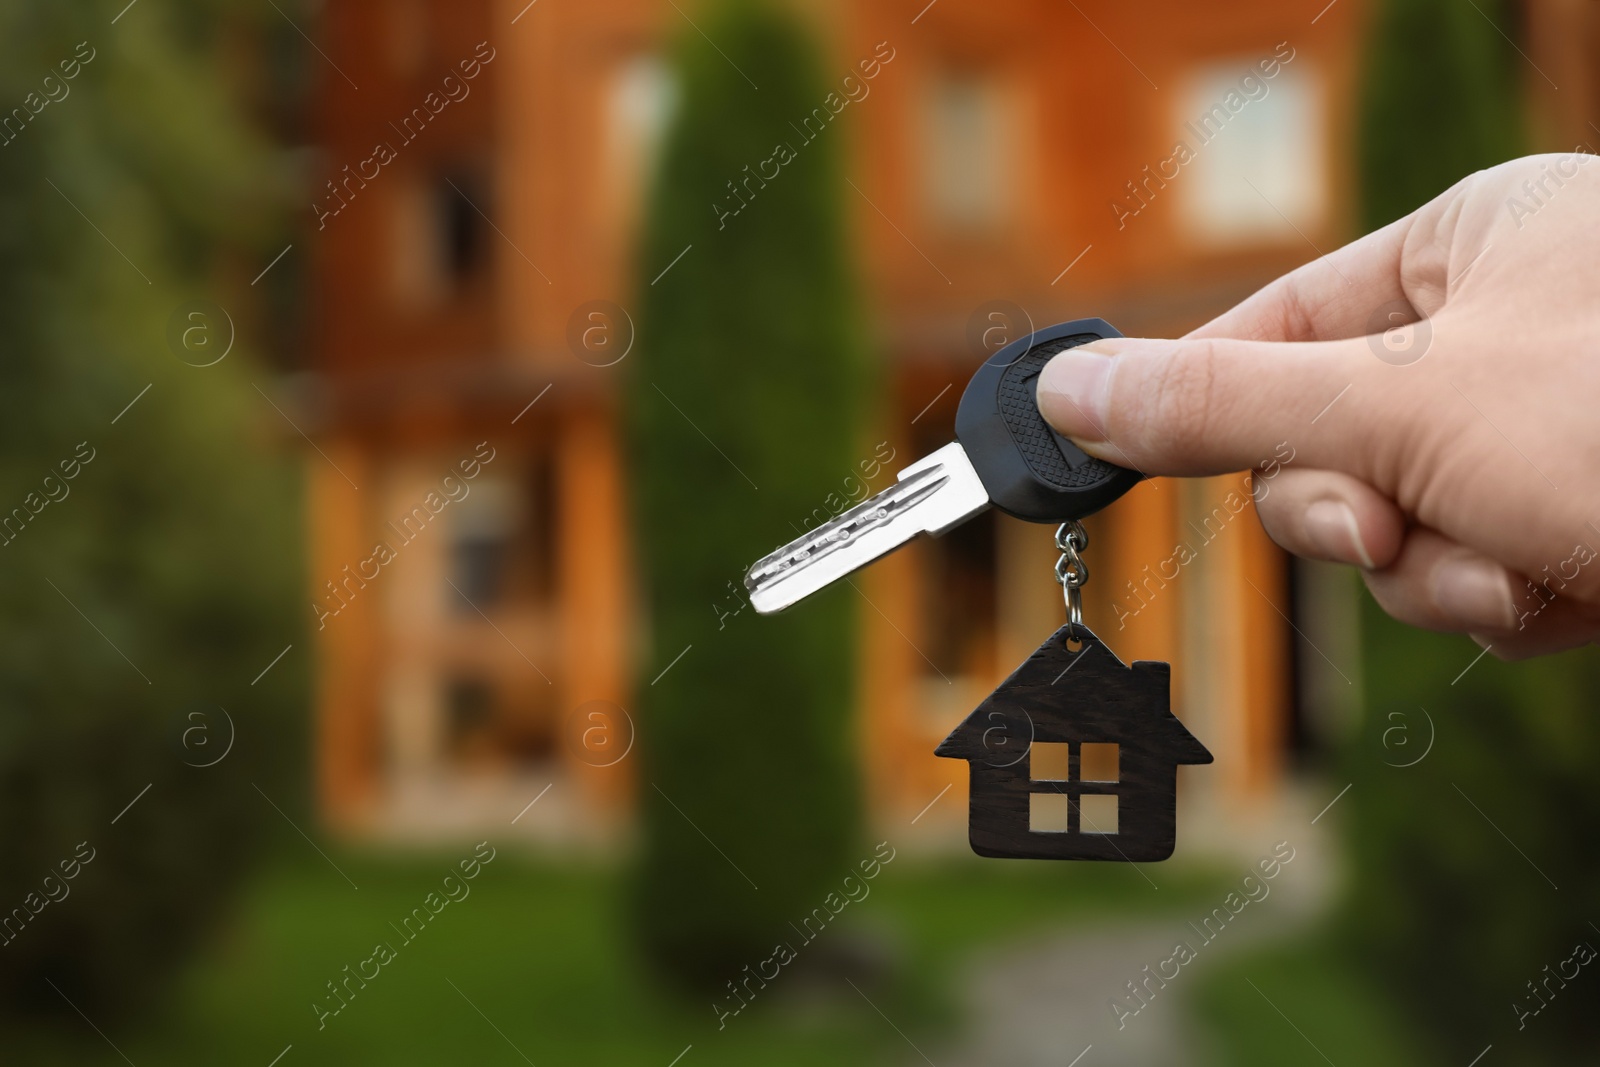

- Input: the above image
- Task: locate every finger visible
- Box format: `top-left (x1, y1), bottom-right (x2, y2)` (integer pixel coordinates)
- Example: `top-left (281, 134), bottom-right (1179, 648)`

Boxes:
top-left (1036, 333), bottom-right (1376, 477)
top-left (1039, 176), bottom-right (1473, 477)
top-left (1361, 528), bottom-right (1520, 634)
top-left (1253, 468), bottom-right (1405, 570)
top-left (1471, 598), bottom-right (1600, 661)
top-left (1189, 211), bottom-right (1420, 345)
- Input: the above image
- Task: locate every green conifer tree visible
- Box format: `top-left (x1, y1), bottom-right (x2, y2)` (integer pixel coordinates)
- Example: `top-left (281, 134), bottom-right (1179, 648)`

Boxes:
top-left (627, 0), bottom-right (868, 987)
top-left (1357, 0), bottom-right (1521, 228)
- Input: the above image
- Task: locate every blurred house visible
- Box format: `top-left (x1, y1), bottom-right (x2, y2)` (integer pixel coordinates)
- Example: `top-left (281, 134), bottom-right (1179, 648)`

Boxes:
top-left (306, 0), bottom-right (1368, 842)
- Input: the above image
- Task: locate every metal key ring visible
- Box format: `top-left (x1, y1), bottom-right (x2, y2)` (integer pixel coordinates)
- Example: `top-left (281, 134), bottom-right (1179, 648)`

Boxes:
top-left (1054, 521), bottom-right (1089, 638)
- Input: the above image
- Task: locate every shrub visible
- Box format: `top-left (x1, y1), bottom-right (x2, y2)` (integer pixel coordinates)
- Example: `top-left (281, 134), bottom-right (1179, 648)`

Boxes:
top-left (0, 1), bottom-right (303, 1019)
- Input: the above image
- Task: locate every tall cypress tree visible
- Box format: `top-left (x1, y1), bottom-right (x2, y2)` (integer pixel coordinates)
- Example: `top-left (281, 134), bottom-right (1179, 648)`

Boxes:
top-left (1356, 0), bottom-right (1521, 229)
top-left (627, 0), bottom-right (867, 987)
top-left (1345, 3), bottom-right (1600, 1061)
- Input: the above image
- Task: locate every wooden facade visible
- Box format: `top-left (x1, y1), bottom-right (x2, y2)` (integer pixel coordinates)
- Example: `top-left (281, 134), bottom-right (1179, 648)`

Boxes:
top-left (307, 0), bottom-right (1367, 839)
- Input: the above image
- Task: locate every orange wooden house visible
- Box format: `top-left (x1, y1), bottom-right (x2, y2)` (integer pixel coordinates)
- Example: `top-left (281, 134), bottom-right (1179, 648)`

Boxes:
top-left (306, 0), bottom-right (1368, 841)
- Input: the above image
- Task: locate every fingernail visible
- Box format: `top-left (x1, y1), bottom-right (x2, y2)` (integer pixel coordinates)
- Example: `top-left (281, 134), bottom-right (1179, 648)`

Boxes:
top-left (1037, 347), bottom-right (1113, 442)
top-left (1303, 500), bottom-right (1376, 569)
top-left (1469, 634), bottom-right (1511, 660)
top-left (1432, 556), bottom-right (1515, 631)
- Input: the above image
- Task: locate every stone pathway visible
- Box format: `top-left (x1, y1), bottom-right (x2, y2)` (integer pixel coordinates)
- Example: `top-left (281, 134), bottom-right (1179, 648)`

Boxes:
top-left (931, 790), bottom-right (1340, 1066)
top-left (937, 922), bottom-right (1203, 1067)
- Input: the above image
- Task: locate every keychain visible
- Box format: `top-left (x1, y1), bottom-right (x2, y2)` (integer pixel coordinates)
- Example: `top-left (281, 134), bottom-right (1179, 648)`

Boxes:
top-left (745, 318), bottom-right (1213, 862)
top-left (933, 519), bottom-right (1212, 862)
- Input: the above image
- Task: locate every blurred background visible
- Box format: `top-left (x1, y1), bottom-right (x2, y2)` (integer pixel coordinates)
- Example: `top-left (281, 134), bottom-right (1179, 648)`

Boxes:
top-left (2, 0), bottom-right (1598, 1063)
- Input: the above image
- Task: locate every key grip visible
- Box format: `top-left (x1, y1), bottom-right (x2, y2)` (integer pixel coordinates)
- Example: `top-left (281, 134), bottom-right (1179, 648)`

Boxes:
top-left (955, 318), bottom-right (1142, 523)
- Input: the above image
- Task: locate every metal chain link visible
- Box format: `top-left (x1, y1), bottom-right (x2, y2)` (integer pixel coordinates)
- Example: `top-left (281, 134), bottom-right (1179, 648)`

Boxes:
top-left (1053, 520), bottom-right (1089, 637)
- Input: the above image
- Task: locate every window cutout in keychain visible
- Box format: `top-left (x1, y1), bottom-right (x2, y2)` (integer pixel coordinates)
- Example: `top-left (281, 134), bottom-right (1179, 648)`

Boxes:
top-left (1029, 792), bottom-right (1071, 833)
top-left (1029, 742), bottom-right (1071, 781)
top-left (1079, 794), bottom-right (1119, 835)
top-left (1080, 743), bottom-right (1119, 782)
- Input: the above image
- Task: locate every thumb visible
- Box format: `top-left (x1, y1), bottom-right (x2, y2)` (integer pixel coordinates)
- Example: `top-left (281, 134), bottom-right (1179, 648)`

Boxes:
top-left (1036, 335), bottom-right (1370, 477)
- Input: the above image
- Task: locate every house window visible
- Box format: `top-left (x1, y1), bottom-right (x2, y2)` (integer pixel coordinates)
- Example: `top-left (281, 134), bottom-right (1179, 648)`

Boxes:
top-left (437, 171), bottom-right (490, 284)
top-left (1028, 741), bottom-right (1120, 834)
top-left (921, 72), bottom-right (1016, 232)
top-left (447, 478), bottom-right (518, 610)
top-left (444, 675), bottom-right (496, 762)
top-left (519, 455), bottom-right (557, 604)
top-left (450, 535), bottom-right (506, 608)
top-left (388, 170), bottom-right (490, 307)
top-left (601, 54), bottom-right (676, 229)
top-left (1173, 60), bottom-right (1325, 246)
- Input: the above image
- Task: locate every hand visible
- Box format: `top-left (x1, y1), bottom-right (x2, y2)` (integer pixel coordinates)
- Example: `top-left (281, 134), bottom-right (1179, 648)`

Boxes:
top-left (1037, 153), bottom-right (1600, 660)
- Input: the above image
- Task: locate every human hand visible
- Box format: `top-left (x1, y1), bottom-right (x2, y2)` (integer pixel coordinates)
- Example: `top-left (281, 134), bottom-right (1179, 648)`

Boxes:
top-left (1037, 153), bottom-right (1600, 660)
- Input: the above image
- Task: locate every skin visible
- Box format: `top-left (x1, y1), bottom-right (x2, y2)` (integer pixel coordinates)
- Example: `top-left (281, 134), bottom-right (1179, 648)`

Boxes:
top-left (1037, 153), bottom-right (1600, 661)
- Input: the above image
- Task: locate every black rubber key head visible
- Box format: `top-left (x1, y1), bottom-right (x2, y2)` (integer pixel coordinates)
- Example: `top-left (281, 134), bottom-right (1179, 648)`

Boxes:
top-left (954, 317), bottom-right (1141, 523)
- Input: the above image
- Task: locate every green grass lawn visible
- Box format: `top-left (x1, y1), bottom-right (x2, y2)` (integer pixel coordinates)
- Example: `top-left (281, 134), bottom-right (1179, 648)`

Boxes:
top-left (1190, 929), bottom-right (1438, 1067)
top-left (16, 847), bottom-right (1237, 1066)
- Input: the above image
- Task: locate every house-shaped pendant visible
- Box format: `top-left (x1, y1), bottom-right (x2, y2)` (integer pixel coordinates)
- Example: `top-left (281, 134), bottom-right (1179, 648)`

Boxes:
top-left (935, 625), bottom-right (1212, 862)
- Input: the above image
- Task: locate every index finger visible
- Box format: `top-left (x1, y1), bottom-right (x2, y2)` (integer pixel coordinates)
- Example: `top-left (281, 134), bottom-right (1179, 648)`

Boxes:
top-left (1188, 211), bottom-right (1419, 345)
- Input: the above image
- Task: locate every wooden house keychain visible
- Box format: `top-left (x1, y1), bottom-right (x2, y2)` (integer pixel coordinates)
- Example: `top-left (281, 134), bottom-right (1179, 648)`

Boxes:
top-left (745, 318), bottom-right (1213, 862)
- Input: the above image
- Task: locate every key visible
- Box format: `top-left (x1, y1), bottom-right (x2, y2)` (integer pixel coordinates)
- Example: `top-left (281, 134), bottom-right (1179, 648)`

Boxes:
top-left (745, 317), bottom-right (1142, 615)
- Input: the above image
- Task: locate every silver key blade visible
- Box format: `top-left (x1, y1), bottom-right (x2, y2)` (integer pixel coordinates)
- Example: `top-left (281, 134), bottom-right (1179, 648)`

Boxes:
top-left (744, 441), bottom-right (990, 615)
